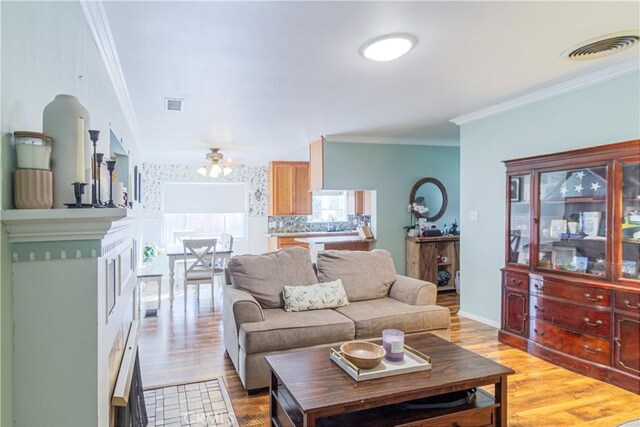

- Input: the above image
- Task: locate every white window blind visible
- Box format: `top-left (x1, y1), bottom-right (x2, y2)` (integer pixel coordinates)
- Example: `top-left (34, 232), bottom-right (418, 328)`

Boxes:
top-left (162, 183), bottom-right (247, 214)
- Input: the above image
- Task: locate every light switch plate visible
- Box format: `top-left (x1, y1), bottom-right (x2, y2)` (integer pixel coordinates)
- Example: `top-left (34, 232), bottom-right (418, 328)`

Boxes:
top-left (468, 210), bottom-right (479, 221)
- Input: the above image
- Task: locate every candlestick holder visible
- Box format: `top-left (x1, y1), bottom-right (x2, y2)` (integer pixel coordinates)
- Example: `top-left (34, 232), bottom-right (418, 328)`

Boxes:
top-left (105, 160), bottom-right (117, 208)
top-left (88, 130), bottom-right (102, 207)
top-left (65, 182), bottom-right (91, 208)
top-left (95, 152), bottom-right (105, 205)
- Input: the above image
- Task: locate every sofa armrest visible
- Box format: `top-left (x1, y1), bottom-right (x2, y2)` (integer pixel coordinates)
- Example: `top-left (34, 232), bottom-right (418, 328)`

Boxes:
top-left (389, 275), bottom-right (437, 305)
top-left (223, 286), bottom-right (264, 333)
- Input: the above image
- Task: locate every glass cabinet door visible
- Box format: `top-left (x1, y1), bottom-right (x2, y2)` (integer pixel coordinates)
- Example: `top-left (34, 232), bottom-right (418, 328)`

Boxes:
top-left (621, 162), bottom-right (640, 281)
top-left (508, 174), bottom-right (531, 265)
top-left (538, 166), bottom-right (608, 276)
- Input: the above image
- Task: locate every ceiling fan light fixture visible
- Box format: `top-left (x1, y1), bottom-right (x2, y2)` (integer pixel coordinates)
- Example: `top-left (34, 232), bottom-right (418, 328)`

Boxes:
top-left (223, 166), bottom-right (232, 176)
top-left (197, 166), bottom-right (208, 176)
top-left (209, 163), bottom-right (222, 178)
top-left (360, 33), bottom-right (417, 62)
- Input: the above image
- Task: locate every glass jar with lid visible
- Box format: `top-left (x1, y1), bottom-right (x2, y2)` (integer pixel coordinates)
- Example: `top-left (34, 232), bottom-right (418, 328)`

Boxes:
top-left (14, 131), bottom-right (53, 170)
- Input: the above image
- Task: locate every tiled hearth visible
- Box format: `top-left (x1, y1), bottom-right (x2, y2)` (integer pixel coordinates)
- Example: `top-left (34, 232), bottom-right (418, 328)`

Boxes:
top-left (143, 379), bottom-right (237, 427)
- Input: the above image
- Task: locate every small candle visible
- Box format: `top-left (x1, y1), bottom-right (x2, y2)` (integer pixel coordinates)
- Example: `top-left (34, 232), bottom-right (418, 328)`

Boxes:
top-left (382, 329), bottom-right (405, 362)
top-left (76, 117), bottom-right (85, 182)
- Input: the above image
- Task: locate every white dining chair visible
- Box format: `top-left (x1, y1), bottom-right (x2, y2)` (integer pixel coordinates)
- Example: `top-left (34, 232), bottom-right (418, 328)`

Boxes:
top-left (183, 238), bottom-right (217, 311)
top-left (213, 233), bottom-right (233, 285)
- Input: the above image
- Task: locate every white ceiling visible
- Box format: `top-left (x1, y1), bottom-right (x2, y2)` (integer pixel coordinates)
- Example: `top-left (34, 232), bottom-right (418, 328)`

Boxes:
top-left (103, 1), bottom-right (639, 165)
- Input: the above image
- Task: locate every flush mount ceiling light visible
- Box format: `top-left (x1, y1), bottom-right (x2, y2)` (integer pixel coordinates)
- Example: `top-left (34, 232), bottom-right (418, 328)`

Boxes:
top-left (562, 30), bottom-right (639, 61)
top-left (197, 148), bottom-right (243, 178)
top-left (360, 33), bottom-right (418, 62)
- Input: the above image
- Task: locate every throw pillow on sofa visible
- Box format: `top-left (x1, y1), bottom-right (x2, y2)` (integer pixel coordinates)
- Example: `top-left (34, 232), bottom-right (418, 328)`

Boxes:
top-left (283, 279), bottom-right (349, 312)
top-left (316, 249), bottom-right (397, 302)
top-left (228, 247), bottom-right (318, 308)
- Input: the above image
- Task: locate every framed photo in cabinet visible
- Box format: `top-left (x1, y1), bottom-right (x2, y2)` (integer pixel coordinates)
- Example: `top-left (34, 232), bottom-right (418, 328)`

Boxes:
top-left (622, 260), bottom-right (638, 278)
top-left (510, 177), bottom-right (521, 202)
top-left (582, 211), bottom-right (602, 237)
top-left (572, 256), bottom-right (588, 273)
top-left (549, 219), bottom-right (567, 238)
top-left (551, 247), bottom-right (575, 270)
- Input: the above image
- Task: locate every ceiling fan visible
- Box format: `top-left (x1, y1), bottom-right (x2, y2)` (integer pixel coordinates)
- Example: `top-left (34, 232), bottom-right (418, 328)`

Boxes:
top-left (197, 148), bottom-right (244, 177)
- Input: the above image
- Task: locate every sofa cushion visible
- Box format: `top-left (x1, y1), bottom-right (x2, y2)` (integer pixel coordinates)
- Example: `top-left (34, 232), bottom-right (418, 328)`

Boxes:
top-left (283, 279), bottom-right (349, 312)
top-left (334, 298), bottom-right (451, 339)
top-left (316, 250), bottom-right (397, 302)
top-left (239, 308), bottom-right (355, 354)
top-left (228, 247), bottom-right (318, 308)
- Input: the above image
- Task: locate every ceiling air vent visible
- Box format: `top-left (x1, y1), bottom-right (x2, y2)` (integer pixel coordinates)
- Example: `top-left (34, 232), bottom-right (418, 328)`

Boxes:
top-left (563, 31), bottom-right (639, 61)
top-left (165, 98), bottom-right (184, 111)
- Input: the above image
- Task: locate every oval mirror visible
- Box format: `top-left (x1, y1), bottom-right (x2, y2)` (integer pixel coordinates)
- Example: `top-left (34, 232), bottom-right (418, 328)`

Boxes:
top-left (409, 177), bottom-right (448, 222)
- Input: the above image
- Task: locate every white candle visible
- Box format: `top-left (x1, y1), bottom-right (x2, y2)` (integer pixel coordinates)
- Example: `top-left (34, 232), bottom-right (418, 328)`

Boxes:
top-left (76, 117), bottom-right (84, 182)
top-left (113, 182), bottom-right (124, 206)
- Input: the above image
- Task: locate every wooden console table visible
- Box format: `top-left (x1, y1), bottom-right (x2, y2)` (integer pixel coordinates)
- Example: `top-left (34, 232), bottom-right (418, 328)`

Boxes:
top-left (406, 236), bottom-right (459, 292)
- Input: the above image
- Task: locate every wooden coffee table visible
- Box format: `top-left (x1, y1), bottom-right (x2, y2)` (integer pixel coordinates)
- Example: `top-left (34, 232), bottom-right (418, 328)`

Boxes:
top-left (265, 333), bottom-right (514, 426)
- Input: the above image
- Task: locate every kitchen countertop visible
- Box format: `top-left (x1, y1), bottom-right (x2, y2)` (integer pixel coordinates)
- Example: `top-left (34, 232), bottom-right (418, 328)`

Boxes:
top-left (294, 236), bottom-right (376, 245)
top-left (266, 231), bottom-right (358, 237)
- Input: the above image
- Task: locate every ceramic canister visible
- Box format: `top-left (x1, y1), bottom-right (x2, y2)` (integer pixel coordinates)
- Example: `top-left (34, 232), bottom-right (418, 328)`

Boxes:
top-left (43, 94), bottom-right (92, 208)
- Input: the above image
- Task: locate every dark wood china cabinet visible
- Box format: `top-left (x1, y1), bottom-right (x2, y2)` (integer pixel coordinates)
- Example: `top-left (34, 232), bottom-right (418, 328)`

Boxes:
top-left (499, 140), bottom-right (640, 394)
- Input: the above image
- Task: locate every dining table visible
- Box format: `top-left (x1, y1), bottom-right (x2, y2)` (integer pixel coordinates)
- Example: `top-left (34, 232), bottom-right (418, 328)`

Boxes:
top-left (164, 244), bottom-right (233, 305)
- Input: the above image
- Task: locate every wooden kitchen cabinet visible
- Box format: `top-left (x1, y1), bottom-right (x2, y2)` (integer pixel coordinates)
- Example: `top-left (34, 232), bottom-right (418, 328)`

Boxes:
top-left (269, 161), bottom-right (312, 216)
top-left (309, 137), bottom-right (324, 191)
top-left (354, 191), bottom-right (371, 215)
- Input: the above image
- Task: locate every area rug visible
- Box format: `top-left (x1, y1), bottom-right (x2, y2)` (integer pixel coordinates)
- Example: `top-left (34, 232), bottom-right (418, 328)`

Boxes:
top-left (143, 377), bottom-right (238, 427)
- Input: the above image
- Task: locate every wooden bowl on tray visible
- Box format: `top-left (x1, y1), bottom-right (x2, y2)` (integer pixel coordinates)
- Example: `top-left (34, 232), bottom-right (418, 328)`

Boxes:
top-left (340, 341), bottom-right (386, 369)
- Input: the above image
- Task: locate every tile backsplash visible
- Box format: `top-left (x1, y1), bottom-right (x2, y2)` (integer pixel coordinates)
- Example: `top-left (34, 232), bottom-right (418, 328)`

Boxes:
top-left (268, 215), bottom-right (371, 234)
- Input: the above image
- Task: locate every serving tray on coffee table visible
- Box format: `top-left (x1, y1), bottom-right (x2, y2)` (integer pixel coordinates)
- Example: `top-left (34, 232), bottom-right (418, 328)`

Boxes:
top-left (330, 344), bottom-right (432, 381)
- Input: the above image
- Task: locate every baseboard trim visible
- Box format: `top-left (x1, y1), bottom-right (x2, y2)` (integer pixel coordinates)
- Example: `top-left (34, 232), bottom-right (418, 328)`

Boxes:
top-left (457, 310), bottom-right (500, 329)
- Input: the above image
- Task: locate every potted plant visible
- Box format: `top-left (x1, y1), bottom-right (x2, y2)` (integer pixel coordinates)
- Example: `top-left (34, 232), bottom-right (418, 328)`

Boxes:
top-left (143, 243), bottom-right (158, 264)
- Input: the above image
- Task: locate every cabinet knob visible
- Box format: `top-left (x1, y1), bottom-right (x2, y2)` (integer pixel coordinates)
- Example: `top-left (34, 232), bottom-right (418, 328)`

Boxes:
top-left (583, 293), bottom-right (603, 302)
top-left (583, 317), bottom-right (603, 327)
top-left (534, 305), bottom-right (544, 313)
top-left (533, 328), bottom-right (545, 336)
top-left (534, 283), bottom-right (544, 291)
top-left (583, 345), bottom-right (602, 354)
top-left (510, 278), bottom-right (522, 286)
top-left (623, 299), bottom-right (640, 310)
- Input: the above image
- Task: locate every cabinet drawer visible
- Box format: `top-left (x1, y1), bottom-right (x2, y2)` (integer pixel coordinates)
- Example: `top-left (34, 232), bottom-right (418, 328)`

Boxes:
top-left (503, 271), bottom-right (529, 291)
top-left (529, 319), bottom-right (611, 365)
top-left (614, 290), bottom-right (640, 316)
top-left (530, 296), bottom-right (611, 338)
top-left (530, 277), bottom-right (611, 308)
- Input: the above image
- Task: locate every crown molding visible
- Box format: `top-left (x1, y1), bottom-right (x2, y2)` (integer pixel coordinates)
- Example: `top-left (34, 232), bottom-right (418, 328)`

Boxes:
top-left (451, 58), bottom-right (640, 126)
top-left (324, 134), bottom-right (460, 147)
top-left (80, 1), bottom-right (140, 144)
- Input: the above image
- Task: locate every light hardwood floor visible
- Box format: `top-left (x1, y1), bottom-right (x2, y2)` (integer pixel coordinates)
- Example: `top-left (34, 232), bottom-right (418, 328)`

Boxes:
top-left (139, 285), bottom-right (640, 426)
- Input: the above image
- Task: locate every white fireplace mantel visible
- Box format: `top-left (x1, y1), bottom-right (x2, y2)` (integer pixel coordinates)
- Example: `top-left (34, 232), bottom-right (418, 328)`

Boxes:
top-left (1, 208), bottom-right (130, 243)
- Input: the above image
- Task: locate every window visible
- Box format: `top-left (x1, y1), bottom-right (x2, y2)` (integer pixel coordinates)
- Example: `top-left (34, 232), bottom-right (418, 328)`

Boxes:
top-left (310, 191), bottom-right (348, 222)
top-left (161, 183), bottom-right (247, 244)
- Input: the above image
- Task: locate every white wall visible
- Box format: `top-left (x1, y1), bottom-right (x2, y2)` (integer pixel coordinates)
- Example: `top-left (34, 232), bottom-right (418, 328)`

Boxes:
top-left (1, 2), bottom-right (141, 425)
top-left (458, 72), bottom-right (640, 326)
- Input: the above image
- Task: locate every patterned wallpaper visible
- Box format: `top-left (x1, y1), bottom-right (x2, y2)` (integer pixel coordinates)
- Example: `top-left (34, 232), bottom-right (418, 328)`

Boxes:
top-left (141, 163), bottom-right (268, 217)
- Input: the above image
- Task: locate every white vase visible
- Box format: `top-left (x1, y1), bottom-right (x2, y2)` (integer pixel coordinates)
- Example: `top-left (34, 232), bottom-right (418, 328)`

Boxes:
top-left (43, 94), bottom-right (92, 208)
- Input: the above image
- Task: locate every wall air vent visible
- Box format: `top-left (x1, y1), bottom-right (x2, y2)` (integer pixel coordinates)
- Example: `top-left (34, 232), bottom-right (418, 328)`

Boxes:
top-left (563, 31), bottom-right (639, 61)
top-left (165, 98), bottom-right (184, 111)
